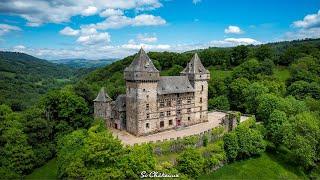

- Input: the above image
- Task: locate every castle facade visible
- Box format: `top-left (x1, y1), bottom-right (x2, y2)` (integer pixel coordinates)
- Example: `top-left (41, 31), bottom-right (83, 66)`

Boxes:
top-left (94, 48), bottom-right (210, 136)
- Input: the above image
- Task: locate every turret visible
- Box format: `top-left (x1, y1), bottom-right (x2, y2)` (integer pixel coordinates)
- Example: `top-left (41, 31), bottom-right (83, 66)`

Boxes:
top-left (124, 48), bottom-right (160, 82)
top-left (181, 53), bottom-right (210, 122)
top-left (93, 87), bottom-right (112, 120)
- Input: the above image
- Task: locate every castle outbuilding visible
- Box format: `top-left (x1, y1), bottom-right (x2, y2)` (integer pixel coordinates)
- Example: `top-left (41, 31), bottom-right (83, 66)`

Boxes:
top-left (94, 48), bottom-right (210, 136)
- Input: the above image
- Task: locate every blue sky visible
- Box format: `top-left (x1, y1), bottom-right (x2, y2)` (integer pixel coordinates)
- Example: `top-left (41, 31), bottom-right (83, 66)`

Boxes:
top-left (0, 0), bottom-right (319, 59)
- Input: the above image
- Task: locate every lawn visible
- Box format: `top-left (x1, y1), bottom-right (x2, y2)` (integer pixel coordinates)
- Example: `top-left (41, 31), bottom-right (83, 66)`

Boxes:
top-left (198, 153), bottom-right (306, 180)
top-left (25, 158), bottom-right (58, 180)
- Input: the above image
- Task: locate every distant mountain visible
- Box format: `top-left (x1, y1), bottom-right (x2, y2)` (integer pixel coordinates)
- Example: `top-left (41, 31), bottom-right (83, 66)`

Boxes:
top-left (51, 58), bottom-right (117, 68)
top-left (0, 51), bottom-right (93, 110)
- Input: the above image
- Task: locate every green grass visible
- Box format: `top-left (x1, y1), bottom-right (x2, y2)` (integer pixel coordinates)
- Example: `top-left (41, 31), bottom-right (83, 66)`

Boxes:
top-left (209, 67), bottom-right (232, 80)
top-left (199, 153), bottom-right (306, 180)
top-left (25, 158), bottom-right (58, 180)
top-left (273, 66), bottom-right (290, 82)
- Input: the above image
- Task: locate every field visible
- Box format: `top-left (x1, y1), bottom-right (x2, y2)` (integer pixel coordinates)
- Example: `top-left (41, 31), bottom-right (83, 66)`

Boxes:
top-left (199, 153), bottom-right (306, 180)
top-left (25, 158), bottom-right (57, 180)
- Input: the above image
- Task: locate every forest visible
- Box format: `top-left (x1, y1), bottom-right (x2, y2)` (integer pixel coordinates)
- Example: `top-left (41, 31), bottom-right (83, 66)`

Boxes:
top-left (0, 38), bottom-right (320, 179)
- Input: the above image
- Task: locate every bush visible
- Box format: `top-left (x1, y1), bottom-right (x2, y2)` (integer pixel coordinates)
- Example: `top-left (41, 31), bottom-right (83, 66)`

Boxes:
top-left (176, 148), bottom-right (205, 178)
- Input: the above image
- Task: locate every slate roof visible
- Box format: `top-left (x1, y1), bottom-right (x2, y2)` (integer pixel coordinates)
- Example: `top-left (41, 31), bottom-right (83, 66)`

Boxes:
top-left (181, 53), bottom-right (209, 74)
top-left (124, 47), bottom-right (159, 72)
top-left (115, 94), bottom-right (126, 112)
top-left (157, 76), bottom-right (194, 95)
top-left (94, 87), bottom-right (112, 102)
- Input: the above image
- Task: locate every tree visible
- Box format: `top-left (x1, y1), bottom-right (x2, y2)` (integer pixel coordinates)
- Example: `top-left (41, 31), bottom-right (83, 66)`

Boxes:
top-left (230, 45), bottom-right (249, 66)
top-left (266, 110), bottom-right (287, 148)
top-left (232, 59), bottom-right (261, 80)
top-left (282, 112), bottom-right (320, 169)
top-left (176, 148), bottom-right (205, 178)
top-left (243, 82), bottom-right (269, 114)
top-left (255, 45), bottom-right (274, 61)
top-left (228, 78), bottom-right (250, 111)
top-left (256, 93), bottom-right (284, 122)
top-left (223, 132), bottom-right (239, 161)
top-left (208, 95), bottom-right (230, 111)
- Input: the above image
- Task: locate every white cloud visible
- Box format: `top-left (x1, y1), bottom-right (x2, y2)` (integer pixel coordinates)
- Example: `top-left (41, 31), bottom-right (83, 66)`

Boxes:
top-left (192, 0), bottom-right (201, 5)
top-left (224, 25), bottom-right (243, 34)
top-left (76, 32), bottom-right (110, 46)
top-left (82, 6), bottom-right (98, 16)
top-left (137, 34), bottom-right (157, 43)
top-left (0, 23), bottom-right (21, 36)
top-left (0, 0), bottom-right (163, 26)
top-left (86, 14), bottom-right (166, 30)
top-left (59, 27), bottom-right (79, 36)
top-left (293, 10), bottom-right (320, 29)
top-left (13, 45), bottom-right (26, 49)
top-left (283, 10), bottom-right (320, 40)
top-left (100, 8), bottom-right (123, 17)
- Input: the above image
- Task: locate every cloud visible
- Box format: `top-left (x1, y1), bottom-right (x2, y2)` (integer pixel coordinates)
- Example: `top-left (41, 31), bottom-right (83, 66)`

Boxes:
top-left (283, 10), bottom-right (320, 40)
top-left (137, 34), bottom-right (157, 43)
top-left (82, 6), bottom-right (98, 16)
top-left (100, 8), bottom-right (123, 17)
top-left (192, 0), bottom-right (201, 5)
top-left (6, 36), bottom-right (261, 60)
top-left (59, 27), bottom-right (79, 36)
top-left (13, 45), bottom-right (25, 49)
top-left (86, 14), bottom-right (166, 30)
top-left (224, 25), bottom-right (243, 34)
top-left (0, 0), bottom-right (163, 26)
top-left (0, 23), bottom-right (21, 36)
top-left (293, 10), bottom-right (320, 29)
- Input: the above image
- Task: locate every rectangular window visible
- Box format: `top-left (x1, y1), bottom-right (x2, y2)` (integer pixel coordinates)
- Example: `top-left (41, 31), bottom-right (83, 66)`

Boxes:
top-left (177, 110), bottom-right (181, 115)
top-left (169, 120), bottom-right (173, 125)
top-left (201, 85), bottom-right (204, 91)
top-left (146, 123), bottom-right (149, 128)
top-left (177, 99), bottom-right (182, 105)
top-left (167, 111), bottom-right (171, 116)
top-left (200, 107), bottom-right (202, 111)
top-left (160, 112), bottom-right (164, 117)
top-left (160, 101), bottom-right (164, 108)
top-left (147, 113), bottom-right (150, 119)
top-left (188, 117), bottom-right (191, 121)
top-left (146, 104), bottom-right (149, 110)
top-left (166, 101), bottom-right (171, 107)
top-left (160, 121), bottom-right (164, 128)
top-left (200, 97), bottom-right (202, 103)
top-left (187, 98), bottom-right (191, 104)
top-left (187, 108), bottom-right (191, 113)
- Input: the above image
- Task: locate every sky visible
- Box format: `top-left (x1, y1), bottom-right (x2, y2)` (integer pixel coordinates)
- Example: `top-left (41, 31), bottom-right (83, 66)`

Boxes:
top-left (0, 0), bottom-right (319, 60)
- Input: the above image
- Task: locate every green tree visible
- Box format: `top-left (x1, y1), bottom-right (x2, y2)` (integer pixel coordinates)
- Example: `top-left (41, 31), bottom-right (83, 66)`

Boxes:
top-left (266, 110), bottom-right (287, 148)
top-left (243, 82), bottom-right (269, 114)
top-left (255, 45), bottom-right (274, 61)
top-left (230, 45), bottom-right (249, 66)
top-left (176, 148), bottom-right (205, 178)
top-left (223, 132), bottom-right (239, 161)
top-left (208, 95), bottom-right (230, 111)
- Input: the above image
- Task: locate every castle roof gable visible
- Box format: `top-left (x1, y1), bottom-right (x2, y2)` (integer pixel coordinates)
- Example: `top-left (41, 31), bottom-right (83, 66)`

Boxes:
top-left (94, 87), bottom-right (112, 102)
top-left (124, 47), bottom-right (159, 73)
top-left (181, 53), bottom-right (209, 74)
top-left (158, 76), bottom-right (194, 95)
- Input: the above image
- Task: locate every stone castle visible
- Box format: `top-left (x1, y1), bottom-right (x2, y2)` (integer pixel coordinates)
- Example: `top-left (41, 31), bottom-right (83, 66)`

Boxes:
top-left (94, 48), bottom-right (210, 136)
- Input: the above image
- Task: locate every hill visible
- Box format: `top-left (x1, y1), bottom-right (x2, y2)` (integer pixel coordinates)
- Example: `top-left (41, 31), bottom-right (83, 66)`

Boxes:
top-left (51, 58), bottom-right (117, 68)
top-left (0, 51), bottom-right (80, 110)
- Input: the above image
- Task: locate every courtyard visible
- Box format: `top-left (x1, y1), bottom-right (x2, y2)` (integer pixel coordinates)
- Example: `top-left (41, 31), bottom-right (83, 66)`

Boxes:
top-left (111, 111), bottom-right (249, 145)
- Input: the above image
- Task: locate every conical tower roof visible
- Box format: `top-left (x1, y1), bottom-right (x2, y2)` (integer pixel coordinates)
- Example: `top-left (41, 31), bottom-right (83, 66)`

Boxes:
top-left (181, 53), bottom-right (209, 74)
top-left (124, 47), bottom-right (159, 72)
top-left (93, 87), bottom-right (112, 102)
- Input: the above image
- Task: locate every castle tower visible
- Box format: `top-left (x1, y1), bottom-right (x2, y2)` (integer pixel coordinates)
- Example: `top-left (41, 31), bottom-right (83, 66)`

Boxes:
top-left (124, 48), bottom-right (160, 136)
top-left (93, 87), bottom-right (112, 125)
top-left (181, 53), bottom-right (210, 122)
